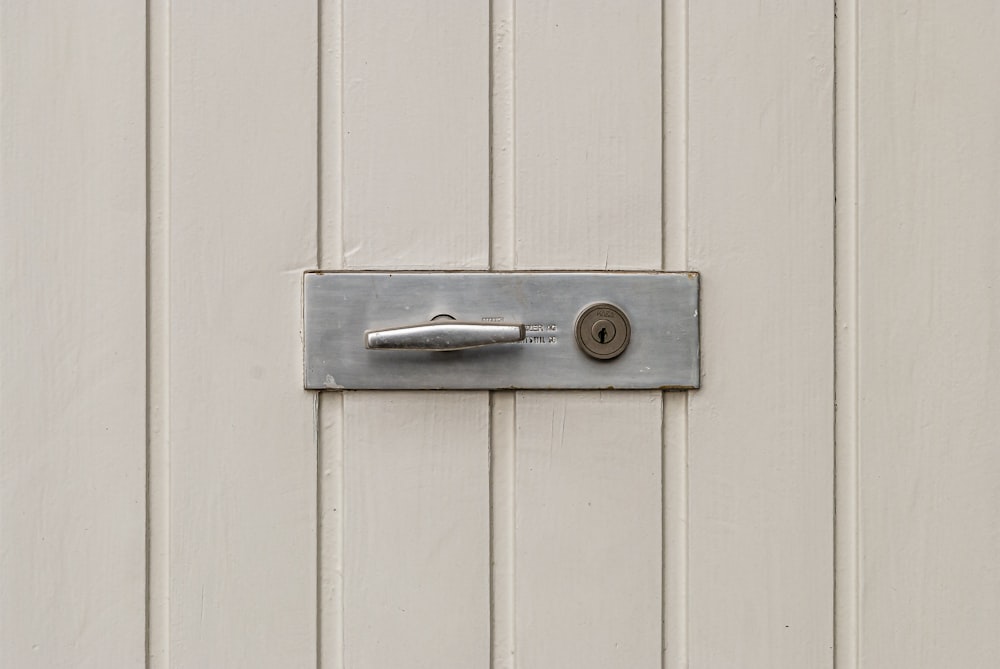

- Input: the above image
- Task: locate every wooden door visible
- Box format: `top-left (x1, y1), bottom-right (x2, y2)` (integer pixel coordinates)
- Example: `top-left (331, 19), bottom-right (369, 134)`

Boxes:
top-left (4, 1), bottom-right (998, 668)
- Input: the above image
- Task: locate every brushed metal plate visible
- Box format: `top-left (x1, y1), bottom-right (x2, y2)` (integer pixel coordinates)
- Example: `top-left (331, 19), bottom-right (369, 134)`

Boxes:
top-left (303, 272), bottom-right (700, 390)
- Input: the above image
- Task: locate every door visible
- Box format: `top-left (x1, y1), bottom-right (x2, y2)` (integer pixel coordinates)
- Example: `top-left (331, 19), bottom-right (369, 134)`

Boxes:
top-left (4, 2), bottom-right (999, 668)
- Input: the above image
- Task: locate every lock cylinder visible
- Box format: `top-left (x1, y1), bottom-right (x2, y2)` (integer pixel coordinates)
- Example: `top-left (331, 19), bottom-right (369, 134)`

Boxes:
top-left (574, 303), bottom-right (631, 360)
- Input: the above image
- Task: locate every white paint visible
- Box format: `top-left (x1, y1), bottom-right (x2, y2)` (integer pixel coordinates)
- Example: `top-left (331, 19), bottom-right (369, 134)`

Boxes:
top-left (342, 0), bottom-right (489, 270)
top-left (0, 3), bottom-right (146, 666)
top-left (663, 1), bottom-right (690, 665)
top-left (318, 1), bottom-right (346, 665)
top-left (6, 3), bottom-right (1000, 668)
top-left (147, 0), bottom-right (171, 665)
top-left (166, 3), bottom-right (318, 666)
top-left (686, 1), bottom-right (834, 665)
top-left (343, 393), bottom-right (490, 668)
top-left (834, 0), bottom-right (860, 666)
top-left (515, 0), bottom-right (662, 270)
top-left (515, 392), bottom-right (663, 668)
top-left (851, 2), bottom-right (1000, 665)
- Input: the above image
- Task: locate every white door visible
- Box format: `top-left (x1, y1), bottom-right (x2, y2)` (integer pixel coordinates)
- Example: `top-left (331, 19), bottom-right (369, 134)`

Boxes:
top-left (3, 2), bottom-right (998, 668)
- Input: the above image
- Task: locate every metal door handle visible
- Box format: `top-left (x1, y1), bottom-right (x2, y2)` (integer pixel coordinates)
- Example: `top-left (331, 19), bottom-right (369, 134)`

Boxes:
top-left (305, 272), bottom-right (701, 389)
top-left (364, 319), bottom-right (526, 351)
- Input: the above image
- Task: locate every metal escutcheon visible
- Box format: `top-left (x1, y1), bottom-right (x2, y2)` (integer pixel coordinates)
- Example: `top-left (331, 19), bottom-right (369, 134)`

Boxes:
top-left (303, 272), bottom-right (700, 390)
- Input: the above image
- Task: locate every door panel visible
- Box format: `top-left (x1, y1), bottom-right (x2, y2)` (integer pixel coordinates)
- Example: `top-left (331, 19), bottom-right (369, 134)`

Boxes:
top-left (166, 3), bottom-right (318, 666)
top-left (686, 2), bottom-right (834, 666)
top-left (848, 2), bottom-right (1000, 665)
top-left (2, 1), bottom-right (841, 668)
top-left (0, 3), bottom-right (147, 666)
top-left (341, 0), bottom-right (489, 271)
top-left (343, 393), bottom-right (490, 668)
top-left (514, 393), bottom-right (664, 667)
top-left (11, 2), bottom-right (1000, 668)
top-left (513, 0), bottom-right (663, 271)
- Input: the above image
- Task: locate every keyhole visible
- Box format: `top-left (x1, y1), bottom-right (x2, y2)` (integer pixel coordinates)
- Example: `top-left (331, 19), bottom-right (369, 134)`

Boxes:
top-left (598, 327), bottom-right (608, 344)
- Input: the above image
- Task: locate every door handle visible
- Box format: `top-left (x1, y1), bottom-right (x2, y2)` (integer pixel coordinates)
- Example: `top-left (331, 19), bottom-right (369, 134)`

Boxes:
top-left (364, 317), bottom-right (526, 351)
top-left (304, 272), bottom-right (700, 389)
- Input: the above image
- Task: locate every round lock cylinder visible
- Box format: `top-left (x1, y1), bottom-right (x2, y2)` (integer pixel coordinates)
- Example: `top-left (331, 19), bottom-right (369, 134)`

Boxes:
top-left (575, 303), bottom-right (631, 360)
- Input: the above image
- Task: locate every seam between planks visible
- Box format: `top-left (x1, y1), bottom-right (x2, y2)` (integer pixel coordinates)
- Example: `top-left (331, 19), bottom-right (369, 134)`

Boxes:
top-left (144, 1), bottom-right (151, 661)
top-left (146, 0), bottom-right (171, 665)
top-left (490, 0), bottom-right (516, 271)
top-left (318, 1), bottom-right (346, 667)
top-left (663, 0), bottom-right (689, 666)
top-left (315, 1), bottom-right (322, 662)
top-left (489, 392), bottom-right (516, 669)
top-left (833, 0), bottom-right (860, 666)
top-left (490, 0), bottom-right (516, 666)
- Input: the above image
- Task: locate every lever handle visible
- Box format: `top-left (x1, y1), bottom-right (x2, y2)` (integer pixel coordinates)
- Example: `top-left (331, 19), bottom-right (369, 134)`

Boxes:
top-left (365, 320), bottom-right (525, 351)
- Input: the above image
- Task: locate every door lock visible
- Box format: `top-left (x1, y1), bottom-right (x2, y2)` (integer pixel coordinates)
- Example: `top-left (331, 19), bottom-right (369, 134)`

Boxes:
top-left (303, 272), bottom-right (699, 390)
top-left (574, 303), bottom-right (631, 360)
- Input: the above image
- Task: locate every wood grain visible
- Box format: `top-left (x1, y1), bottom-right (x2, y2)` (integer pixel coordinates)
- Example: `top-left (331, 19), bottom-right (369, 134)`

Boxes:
top-left (0, 3), bottom-right (147, 666)
top-left (167, 3), bottom-right (317, 665)
top-left (686, 1), bottom-right (834, 666)
top-left (856, 2), bottom-right (1000, 665)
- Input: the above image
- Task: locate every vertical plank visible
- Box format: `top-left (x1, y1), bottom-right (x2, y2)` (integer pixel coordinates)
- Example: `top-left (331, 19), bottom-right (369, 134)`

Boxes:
top-left (515, 0), bottom-right (661, 270)
top-left (687, 2), bottom-right (834, 667)
top-left (147, 0), bottom-right (171, 665)
top-left (338, 2), bottom-right (491, 667)
top-left (168, 3), bottom-right (317, 666)
top-left (856, 2), bottom-right (1000, 666)
top-left (490, 2), bottom-right (518, 667)
top-left (662, 0), bottom-right (689, 665)
top-left (318, 0), bottom-right (345, 666)
top-left (515, 393), bottom-right (664, 668)
top-left (834, 0), bottom-right (859, 666)
top-left (0, 3), bottom-right (147, 666)
top-left (342, 0), bottom-right (489, 269)
top-left (343, 394), bottom-right (490, 668)
top-left (513, 2), bottom-right (664, 667)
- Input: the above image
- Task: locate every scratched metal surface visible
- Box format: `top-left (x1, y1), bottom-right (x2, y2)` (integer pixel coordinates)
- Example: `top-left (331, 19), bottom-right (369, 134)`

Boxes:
top-left (304, 272), bottom-right (699, 390)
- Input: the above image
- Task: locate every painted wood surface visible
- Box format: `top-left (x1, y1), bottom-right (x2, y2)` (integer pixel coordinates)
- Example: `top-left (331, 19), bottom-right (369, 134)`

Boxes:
top-left (342, 0), bottom-right (489, 270)
top-left (0, 3), bottom-right (147, 667)
top-left (12, 3), bottom-right (1000, 669)
top-left (662, 1), bottom-right (690, 665)
top-left (166, 3), bottom-right (318, 666)
top-left (515, 393), bottom-right (664, 668)
top-left (514, 0), bottom-right (662, 270)
top-left (343, 394), bottom-right (490, 668)
top-left (849, 2), bottom-right (1000, 666)
top-left (330, 2), bottom-right (492, 667)
top-left (686, 2), bottom-right (834, 666)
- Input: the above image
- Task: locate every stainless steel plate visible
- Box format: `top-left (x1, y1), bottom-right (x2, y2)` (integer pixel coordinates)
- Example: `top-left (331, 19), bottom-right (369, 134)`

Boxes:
top-left (303, 272), bottom-right (700, 390)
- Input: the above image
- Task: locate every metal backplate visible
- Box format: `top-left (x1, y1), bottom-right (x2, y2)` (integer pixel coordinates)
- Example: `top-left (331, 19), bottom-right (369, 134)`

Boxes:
top-left (303, 272), bottom-right (700, 390)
